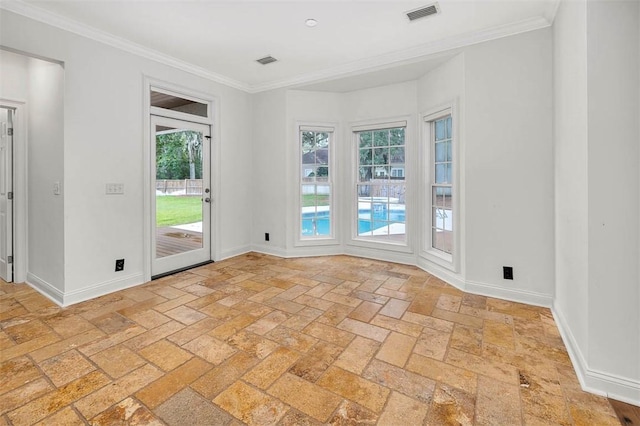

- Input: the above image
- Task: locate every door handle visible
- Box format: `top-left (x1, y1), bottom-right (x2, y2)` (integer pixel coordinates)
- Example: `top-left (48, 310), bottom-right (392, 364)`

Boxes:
top-left (204, 197), bottom-right (211, 203)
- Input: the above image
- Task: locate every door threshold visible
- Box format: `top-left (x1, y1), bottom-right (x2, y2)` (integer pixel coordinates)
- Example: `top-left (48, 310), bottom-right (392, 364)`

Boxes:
top-left (151, 260), bottom-right (214, 280)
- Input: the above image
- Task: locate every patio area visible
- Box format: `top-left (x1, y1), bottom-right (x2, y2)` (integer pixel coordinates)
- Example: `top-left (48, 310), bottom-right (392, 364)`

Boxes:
top-left (156, 224), bottom-right (202, 258)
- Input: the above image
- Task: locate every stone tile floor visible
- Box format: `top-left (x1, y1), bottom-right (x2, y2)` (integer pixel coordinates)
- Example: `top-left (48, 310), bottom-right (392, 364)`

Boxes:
top-left (0, 253), bottom-right (623, 425)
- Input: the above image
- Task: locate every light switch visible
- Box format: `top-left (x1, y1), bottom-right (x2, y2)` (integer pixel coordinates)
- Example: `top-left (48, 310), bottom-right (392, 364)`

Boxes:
top-left (106, 183), bottom-right (124, 195)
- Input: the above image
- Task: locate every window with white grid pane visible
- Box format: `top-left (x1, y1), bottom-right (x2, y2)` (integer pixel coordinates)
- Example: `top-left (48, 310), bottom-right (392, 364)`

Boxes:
top-left (300, 127), bottom-right (333, 239)
top-left (354, 125), bottom-right (406, 243)
top-left (430, 114), bottom-right (453, 254)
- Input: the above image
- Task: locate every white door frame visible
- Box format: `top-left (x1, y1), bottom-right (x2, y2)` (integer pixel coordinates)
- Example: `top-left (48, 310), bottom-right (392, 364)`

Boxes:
top-left (0, 99), bottom-right (27, 284)
top-left (0, 107), bottom-right (13, 282)
top-left (142, 77), bottom-right (220, 282)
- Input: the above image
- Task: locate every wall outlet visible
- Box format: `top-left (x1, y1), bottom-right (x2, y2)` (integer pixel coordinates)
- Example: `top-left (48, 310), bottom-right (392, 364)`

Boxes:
top-left (106, 183), bottom-right (124, 195)
top-left (115, 259), bottom-right (125, 272)
top-left (265, 233), bottom-right (270, 242)
top-left (53, 181), bottom-right (61, 195)
top-left (503, 266), bottom-right (513, 280)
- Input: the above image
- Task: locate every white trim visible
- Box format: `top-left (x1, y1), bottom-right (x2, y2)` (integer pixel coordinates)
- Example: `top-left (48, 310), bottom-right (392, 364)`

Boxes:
top-left (1, 1), bottom-right (551, 94)
top-left (351, 120), bottom-right (408, 133)
top-left (28, 271), bottom-right (144, 307)
top-left (552, 305), bottom-right (640, 406)
top-left (251, 16), bottom-right (552, 93)
top-left (0, 99), bottom-right (27, 284)
top-left (26, 272), bottom-right (63, 305)
top-left (299, 125), bottom-right (335, 132)
top-left (416, 256), bottom-right (466, 289)
top-left (61, 273), bottom-right (144, 307)
top-left (343, 245), bottom-right (417, 268)
top-left (250, 243), bottom-right (290, 258)
top-left (219, 245), bottom-right (252, 261)
top-left (466, 279), bottom-right (553, 308)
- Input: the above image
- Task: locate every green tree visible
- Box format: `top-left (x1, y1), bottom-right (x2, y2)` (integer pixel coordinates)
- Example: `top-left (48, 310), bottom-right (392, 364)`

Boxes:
top-left (156, 130), bottom-right (202, 180)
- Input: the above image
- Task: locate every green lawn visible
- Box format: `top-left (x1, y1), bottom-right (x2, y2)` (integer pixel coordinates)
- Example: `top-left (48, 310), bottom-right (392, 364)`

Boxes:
top-left (302, 194), bottom-right (330, 207)
top-left (156, 196), bottom-right (202, 227)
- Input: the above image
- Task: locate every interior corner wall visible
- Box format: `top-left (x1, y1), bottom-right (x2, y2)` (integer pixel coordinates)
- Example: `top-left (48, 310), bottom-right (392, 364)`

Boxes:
top-left (27, 57), bottom-right (65, 296)
top-left (552, 0), bottom-right (589, 368)
top-left (586, 0), bottom-right (639, 401)
top-left (554, 0), bottom-right (640, 405)
top-left (251, 89), bottom-right (288, 255)
top-left (462, 28), bottom-right (555, 304)
top-left (1, 10), bottom-right (253, 303)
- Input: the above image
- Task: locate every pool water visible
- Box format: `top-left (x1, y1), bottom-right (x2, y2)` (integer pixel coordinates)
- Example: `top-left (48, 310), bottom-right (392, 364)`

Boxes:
top-left (302, 206), bottom-right (406, 236)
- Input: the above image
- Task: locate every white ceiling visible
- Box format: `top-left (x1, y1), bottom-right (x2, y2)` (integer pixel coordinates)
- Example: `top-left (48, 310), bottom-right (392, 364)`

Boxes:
top-left (8, 0), bottom-right (559, 92)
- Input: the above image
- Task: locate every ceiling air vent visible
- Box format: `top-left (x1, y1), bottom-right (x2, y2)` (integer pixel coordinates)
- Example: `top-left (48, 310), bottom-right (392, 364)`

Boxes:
top-left (406, 3), bottom-right (440, 22)
top-left (256, 55), bottom-right (278, 65)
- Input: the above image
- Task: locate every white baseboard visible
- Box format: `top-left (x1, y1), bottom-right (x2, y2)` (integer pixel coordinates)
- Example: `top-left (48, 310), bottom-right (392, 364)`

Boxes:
top-left (344, 245), bottom-right (416, 267)
top-left (218, 245), bottom-right (252, 261)
top-left (465, 279), bottom-right (553, 308)
top-left (250, 243), bottom-right (293, 258)
top-left (61, 273), bottom-right (144, 307)
top-left (26, 272), bottom-right (64, 306)
top-left (552, 305), bottom-right (640, 406)
top-left (416, 256), bottom-right (466, 290)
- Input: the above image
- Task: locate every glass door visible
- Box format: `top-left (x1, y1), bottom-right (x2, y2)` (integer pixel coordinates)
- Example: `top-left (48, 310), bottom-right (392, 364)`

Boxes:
top-left (151, 115), bottom-right (211, 277)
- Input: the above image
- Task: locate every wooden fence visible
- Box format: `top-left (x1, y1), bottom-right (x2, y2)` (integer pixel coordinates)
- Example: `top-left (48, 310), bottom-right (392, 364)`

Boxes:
top-left (156, 179), bottom-right (203, 195)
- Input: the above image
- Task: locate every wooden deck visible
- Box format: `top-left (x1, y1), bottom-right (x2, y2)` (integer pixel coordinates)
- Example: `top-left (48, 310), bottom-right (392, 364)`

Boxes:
top-left (156, 227), bottom-right (202, 258)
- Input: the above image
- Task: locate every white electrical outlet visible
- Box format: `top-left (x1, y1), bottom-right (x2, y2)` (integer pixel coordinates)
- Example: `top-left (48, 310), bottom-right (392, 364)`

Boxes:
top-left (53, 181), bottom-right (61, 195)
top-left (106, 183), bottom-right (124, 195)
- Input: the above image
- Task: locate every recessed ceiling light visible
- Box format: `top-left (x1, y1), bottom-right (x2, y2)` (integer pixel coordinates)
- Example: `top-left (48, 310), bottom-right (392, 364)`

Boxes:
top-left (305, 19), bottom-right (318, 27)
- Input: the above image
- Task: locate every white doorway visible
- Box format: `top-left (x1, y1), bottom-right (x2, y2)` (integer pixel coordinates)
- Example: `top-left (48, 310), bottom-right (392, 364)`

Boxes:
top-left (151, 115), bottom-right (212, 277)
top-left (0, 107), bottom-right (14, 282)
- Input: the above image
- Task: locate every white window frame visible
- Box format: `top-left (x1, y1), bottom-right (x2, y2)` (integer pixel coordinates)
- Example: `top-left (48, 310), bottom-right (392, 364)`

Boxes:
top-left (349, 119), bottom-right (412, 252)
top-left (422, 105), bottom-right (458, 271)
top-left (295, 123), bottom-right (338, 246)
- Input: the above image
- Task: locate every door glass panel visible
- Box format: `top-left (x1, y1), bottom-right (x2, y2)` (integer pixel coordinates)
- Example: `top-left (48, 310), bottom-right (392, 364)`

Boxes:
top-left (155, 124), bottom-right (204, 258)
top-left (151, 90), bottom-right (208, 117)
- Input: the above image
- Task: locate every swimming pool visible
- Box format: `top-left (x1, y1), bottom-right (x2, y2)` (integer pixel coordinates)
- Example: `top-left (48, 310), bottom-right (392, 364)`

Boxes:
top-left (301, 204), bottom-right (406, 236)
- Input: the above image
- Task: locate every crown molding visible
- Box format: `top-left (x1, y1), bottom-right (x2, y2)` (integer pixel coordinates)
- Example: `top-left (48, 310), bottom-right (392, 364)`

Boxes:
top-left (0, 0), bottom-right (251, 92)
top-left (544, 0), bottom-right (562, 24)
top-left (2, 0), bottom-right (552, 94)
top-left (249, 15), bottom-right (552, 93)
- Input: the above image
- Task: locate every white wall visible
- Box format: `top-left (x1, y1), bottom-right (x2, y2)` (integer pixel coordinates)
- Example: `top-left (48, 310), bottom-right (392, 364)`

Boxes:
top-left (1, 11), bottom-right (253, 303)
top-left (252, 89), bottom-right (288, 254)
top-left (0, 50), bottom-right (29, 99)
top-left (417, 53), bottom-right (466, 287)
top-left (586, 0), bottom-right (639, 399)
top-left (463, 28), bottom-right (555, 304)
top-left (553, 0), bottom-right (640, 405)
top-left (553, 0), bottom-right (590, 368)
top-left (27, 58), bottom-right (65, 293)
top-left (0, 50), bottom-right (65, 294)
